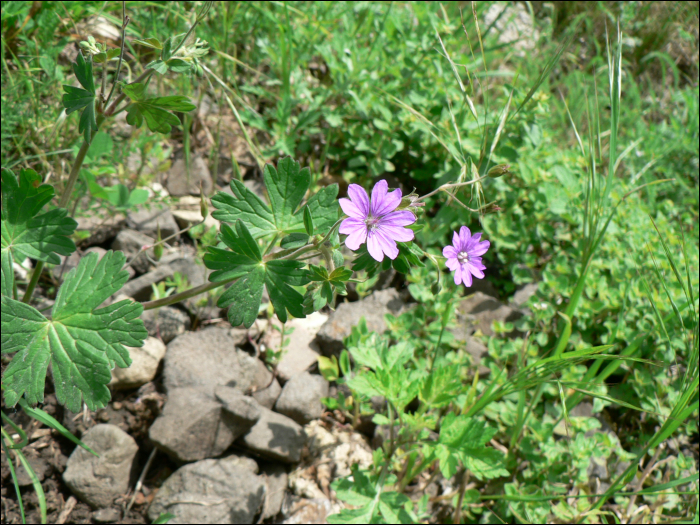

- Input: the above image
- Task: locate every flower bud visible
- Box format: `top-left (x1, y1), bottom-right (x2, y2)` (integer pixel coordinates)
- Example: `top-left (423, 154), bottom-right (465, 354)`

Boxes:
top-left (431, 282), bottom-right (441, 295)
top-left (478, 201), bottom-right (502, 215)
top-left (200, 184), bottom-right (209, 219)
top-left (397, 190), bottom-right (425, 211)
top-left (487, 164), bottom-right (511, 178)
top-left (153, 224), bottom-right (163, 261)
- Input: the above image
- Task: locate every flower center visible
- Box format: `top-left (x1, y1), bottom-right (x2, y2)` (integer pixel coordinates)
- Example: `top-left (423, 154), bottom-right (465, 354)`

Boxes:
top-left (457, 251), bottom-right (470, 264)
top-left (365, 216), bottom-right (380, 232)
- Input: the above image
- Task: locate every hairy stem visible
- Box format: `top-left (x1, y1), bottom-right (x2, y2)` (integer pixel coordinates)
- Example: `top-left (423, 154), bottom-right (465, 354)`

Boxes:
top-left (417, 174), bottom-right (490, 202)
top-left (104, 2), bottom-right (130, 108)
top-left (140, 279), bottom-right (229, 311)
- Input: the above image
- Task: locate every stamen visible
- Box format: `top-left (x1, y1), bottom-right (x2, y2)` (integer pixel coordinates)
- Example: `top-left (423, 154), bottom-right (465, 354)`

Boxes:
top-left (457, 251), bottom-right (470, 264)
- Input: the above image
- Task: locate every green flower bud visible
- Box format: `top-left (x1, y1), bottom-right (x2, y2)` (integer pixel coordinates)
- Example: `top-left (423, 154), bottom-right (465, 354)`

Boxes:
top-left (200, 189), bottom-right (209, 220)
top-left (478, 201), bottom-right (502, 215)
top-left (487, 164), bottom-right (511, 178)
top-left (153, 224), bottom-right (163, 261)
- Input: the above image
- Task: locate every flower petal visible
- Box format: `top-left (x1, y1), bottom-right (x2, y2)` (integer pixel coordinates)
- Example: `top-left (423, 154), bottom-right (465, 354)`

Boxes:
top-left (339, 217), bottom-right (364, 235)
top-left (347, 184), bottom-right (370, 216)
top-left (452, 231), bottom-right (461, 249)
top-left (467, 262), bottom-right (485, 279)
top-left (469, 256), bottom-right (486, 271)
top-left (443, 246), bottom-right (459, 259)
top-left (379, 210), bottom-right (416, 227)
top-left (470, 240), bottom-right (490, 257)
top-left (379, 224), bottom-right (414, 243)
top-left (466, 232), bottom-right (482, 249)
top-left (339, 197), bottom-right (366, 219)
top-left (377, 230), bottom-right (400, 260)
top-left (373, 187), bottom-right (402, 216)
top-left (340, 219), bottom-right (367, 251)
top-left (461, 265), bottom-right (473, 287)
top-left (369, 180), bottom-right (388, 216)
top-left (445, 257), bottom-right (459, 271)
top-left (453, 265), bottom-right (463, 285)
top-left (459, 226), bottom-right (472, 248)
top-left (366, 231), bottom-right (384, 261)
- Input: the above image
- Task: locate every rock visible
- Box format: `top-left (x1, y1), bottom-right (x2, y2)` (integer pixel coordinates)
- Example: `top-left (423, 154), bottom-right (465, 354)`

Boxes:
top-left (252, 376), bottom-right (282, 410)
top-left (282, 498), bottom-right (342, 525)
top-left (141, 306), bottom-right (191, 344)
top-left (215, 386), bottom-right (263, 430)
top-left (171, 195), bottom-right (218, 231)
top-left (15, 455), bottom-right (51, 487)
top-left (63, 424), bottom-right (138, 508)
top-left (111, 229), bottom-right (155, 274)
top-left (93, 507), bottom-right (121, 523)
top-left (149, 388), bottom-right (237, 462)
top-left (274, 372), bottom-right (329, 425)
top-left (241, 407), bottom-right (306, 463)
top-left (270, 312), bottom-right (328, 382)
top-left (260, 462), bottom-right (288, 520)
top-left (455, 291), bottom-right (523, 338)
top-left (148, 455), bottom-right (265, 524)
top-left (315, 289), bottom-right (404, 356)
top-left (163, 328), bottom-right (258, 396)
top-left (51, 247), bottom-right (110, 282)
top-left (303, 420), bottom-right (373, 479)
top-left (511, 282), bottom-right (539, 308)
top-left (483, 3), bottom-right (539, 54)
top-left (165, 156), bottom-right (213, 197)
top-left (127, 206), bottom-right (179, 240)
top-left (75, 212), bottom-right (126, 246)
top-left (110, 337), bottom-right (166, 389)
top-left (465, 339), bottom-right (491, 378)
top-left (117, 253), bottom-right (205, 302)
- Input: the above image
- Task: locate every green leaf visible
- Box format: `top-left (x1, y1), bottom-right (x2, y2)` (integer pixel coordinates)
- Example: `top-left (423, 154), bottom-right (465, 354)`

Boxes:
top-left (1, 251), bottom-right (147, 412)
top-left (62, 53), bottom-right (97, 143)
top-left (211, 157), bottom-right (339, 239)
top-left (204, 221), bottom-right (308, 327)
top-left (123, 83), bottom-right (196, 133)
top-left (280, 232), bottom-right (309, 250)
top-left (166, 58), bottom-right (192, 73)
top-left (146, 59), bottom-right (169, 75)
top-left (133, 37), bottom-right (163, 50)
top-left (1, 169), bottom-right (77, 295)
top-left (303, 205), bottom-right (314, 235)
top-left (318, 355), bottom-right (339, 382)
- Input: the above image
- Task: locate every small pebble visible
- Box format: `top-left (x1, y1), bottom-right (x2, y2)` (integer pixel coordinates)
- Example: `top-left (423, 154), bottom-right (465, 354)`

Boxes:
top-left (93, 507), bottom-right (121, 523)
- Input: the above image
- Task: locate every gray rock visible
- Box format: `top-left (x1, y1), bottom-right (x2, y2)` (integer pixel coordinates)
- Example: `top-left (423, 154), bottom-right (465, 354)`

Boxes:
top-left (63, 424), bottom-right (138, 508)
top-left (272, 313), bottom-right (328, 381)
top-left (51, 247), bottom-right (112, 282)
top-left (215, 386), bottom-right (263, 431)
top-left (149, 388), bottom-right (237, 462)
top-left (166, 156), bottom-right (213, 197)
top-left (274, 372), bottom-right (329, 425)
top-left (110, 336), bottom-right (166, 389)
top-left (111, 229), bottom-right (155, 274)
top-left (162, 328), bottom-right (257, 395)
top-left (241, 407), bottom-right (306, 463)
top-left (75, 213), bottom-right (126, 246)
top-left (260, 462), bottom-right (288, 520)
top-left (455, 291), bottom-right (523, 338)
top-left (148, 455), bottom-right (265, 524)
top-left (93, 507), bottom-right (121, 523)
top-left (315, 289), bottom-right (404, 356)
top-left (141, 306), bottom-right (191, 344)
top-left (511, 282), bottom-right (539, 308)
top-left (282, 497), bottom-right (340, 524)
top-left (117, 253), bottom-right (206, 302)
top-left (127, 206), bottom-right (179, 240)
top-left (253, 377), bottom-right (282, 410)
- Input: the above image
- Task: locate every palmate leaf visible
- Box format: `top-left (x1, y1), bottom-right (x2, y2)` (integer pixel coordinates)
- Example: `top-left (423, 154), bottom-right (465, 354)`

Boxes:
top-left (1, 251), bottom-right (147, 413)
top-left (122, 83), bottom-right (196, 133)
top-left (1, 168), bottom-right (77, 297)
top-left (211, 157), bottom-right (339, 239)
top-left (62, 52), bottom-right (97, 143)
top-left (431, 414), bottom-right (509, 480)
top-left (204, 221), bottom-right (308, 327)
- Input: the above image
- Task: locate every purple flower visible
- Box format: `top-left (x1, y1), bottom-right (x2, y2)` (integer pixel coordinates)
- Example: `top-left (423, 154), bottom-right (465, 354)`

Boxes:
top-left (443, 226), bottom-right (490, 287)
top-left (339, 180), bottom-right (416, 262)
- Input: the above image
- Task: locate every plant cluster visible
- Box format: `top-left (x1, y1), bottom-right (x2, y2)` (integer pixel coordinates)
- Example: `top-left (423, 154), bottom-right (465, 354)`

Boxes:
top-left (1, 2), bottom-right (698, 524)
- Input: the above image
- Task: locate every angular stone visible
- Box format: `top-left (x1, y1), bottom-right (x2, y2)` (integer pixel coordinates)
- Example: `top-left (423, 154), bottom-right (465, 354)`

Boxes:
top-left (63, 424), bottom-right (138, 508)
top-left (127, 205), bottom-right (179, 240)
top-left (456, 291), bottom-right (523, 337)
top-left (141, 306), bottom-right (191, 344)
top-left (511, 282), bottom-right (539, 308)
top-left (111, 229), bottom-right (155, 274)
top-left (241, 407), bottom-right (306, 463)
top-left (260, 462), bottom-right (288, 520)
top-left (271, 312), bottom-right (328, 381)
top-left (166, 156), bottom-right (213, 197)
top-left (148, 455), bottom-right (265, 524)
top-left (252, 377), bottom-right (281, 410)
top-left (149, 388), bottom-right (236, 462)
top-left (215, 386), bottom-right (262, 428)
top-left (315, 289), bottom-right (404, 356)
top-left (274, 372), bottom-right (329, 425)
top-left (162, 328), bottom-right (257, 396)
top-left (110, 337), bottom-right (166, 390)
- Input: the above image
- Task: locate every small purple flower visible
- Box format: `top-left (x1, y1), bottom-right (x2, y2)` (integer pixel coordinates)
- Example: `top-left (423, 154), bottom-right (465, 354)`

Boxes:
top-left (339, 180), bottom-right (416, 262)
top-left (443, 226), bottom-right (490, 287)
